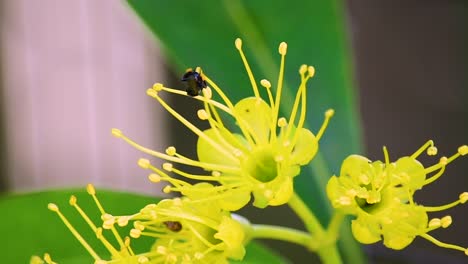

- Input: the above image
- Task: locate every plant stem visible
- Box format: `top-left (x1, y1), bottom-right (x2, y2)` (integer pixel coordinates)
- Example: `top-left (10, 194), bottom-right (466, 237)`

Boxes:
top-left (288, 192), bottom-right (325, 236)
top-left (250, 224), bottom-right (318, 249)
top-left (288, 192), bottom-right (343, 264)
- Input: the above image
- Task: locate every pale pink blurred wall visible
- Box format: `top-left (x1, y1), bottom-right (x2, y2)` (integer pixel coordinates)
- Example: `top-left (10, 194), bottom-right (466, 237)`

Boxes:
top-left (1, 0), bottom-right (167, 195)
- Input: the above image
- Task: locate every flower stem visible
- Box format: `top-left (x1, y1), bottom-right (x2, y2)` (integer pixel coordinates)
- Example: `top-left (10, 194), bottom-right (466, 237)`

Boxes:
top-left (249, 224), bottom-right (318, 249)
top-left (288, 192), bottom-right (325, 236)
top-left (288, 192), bottom-right (343, 264)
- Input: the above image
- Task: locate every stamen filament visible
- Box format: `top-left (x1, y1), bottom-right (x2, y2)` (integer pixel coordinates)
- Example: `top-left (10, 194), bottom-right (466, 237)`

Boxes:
top-left (424, 200), bottom-right (462, 212)
top-left (420, 234), bottom-right (467, 253)
top-left (271, 42), bottom-right (287, 143)
top-left (410, 140), bottom-right (434, 159)
top-left (316, 109), bottom-right (335, 141)
top-left (235, 38), bottom-right (260, 98)
top-left (47, 204), bottom-right (102, 261)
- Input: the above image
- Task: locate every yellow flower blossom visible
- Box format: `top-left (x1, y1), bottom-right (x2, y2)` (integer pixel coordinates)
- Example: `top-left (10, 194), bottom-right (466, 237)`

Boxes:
top-left (327, 141), bottom-right (468, 254)
top-left (112, 38), bottom-right (333, 209)
top-left (46, 184), bottom-right (246, 263)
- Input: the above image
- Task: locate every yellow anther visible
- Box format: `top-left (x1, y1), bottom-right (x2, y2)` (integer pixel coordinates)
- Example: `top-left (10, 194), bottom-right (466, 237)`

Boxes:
top-left (197, 109), bottom-right (209, 120)
top-left (195, 66), bottom-right (202, 73)
top-left (441, 216), bottom-right (452, 228)
top-left (233, 149), bottom-right (243, 157)
top-left (86, 184), bottom-right (96, 195)
top-left (439, 156), bottom-right (448, 165)
top-left (358, 174), bottom-right (370, 185)
top-left (165, 146), bottom-right (176, 156)
top-left (260, 79), bottom-right (271, 88)
top-left (43, 253), bottom-right (53, 264)
top-left (235, 38), bottom-right (242, 50)
top-left (146, 88), bottom-right (158, 98)
top-left (138, 256), bottom-right (149, 263)
top-left (134, 221), bottom-right (145, 230)
top-left (325, 109), bottom-right (335, 118)
top-left (173, 197), bottom-right (183, 206)
top-left (152, 83), bottom-right (163, 91)
top-left (130, 228), bottom-right (141, 238)
top-left (95, 260), bottom-right (107, 264)
top-left (428, 218), bottom-right (441, 228)
top-left (277, 117), bottom-right (287, 127)
top-left (459, 192), bottom-right (468, 203)
top-left (308, 66), bottom-right (315, 78)
top-left (427, 146), bottom-right (438, 156)
top-left (118, 216), bottom-right (129, 227)
top-left (465, 248), bottom-right (468, 256)
top-left (162, 162), bottom-right (173, 171)
top-left (274, 155), bottom-right (284, 162)
top-left (163, 185), bottom-right (172, 194)
top-left (458, 145), bottom-right (468, 155)
top-left (194, 252), bottom-right (204, 260)
top-left (278, 42), bottom-right (287, 55)
top-left (338, 196), bottom-right (352, 206)
top-left (101, 213), bottom-right (113, 221)
top-left (212, 171), bottom-right (221, 177)
top-left (30, 256), bottom-right (43, 264)
top-left (202, 86), bottom-right (212, 99)
top-left (47, 203), bottom-right (59, 212)
top-left (124, 236), bottom-right (131, 247)
top-left (299, 64), bottom-right (307, 75)
top-left (138, 158), bottom-right (151, 169)
top-left (111, 128), bottom-right (123, 138)
top-left (148, 174), bottom-right (161, 183)
top-left (69, 195), bottom-right (77, 206)
top-left (103, 219), bottom-right (115, 230)
top-left (156, 245), bottom-right (167, 255)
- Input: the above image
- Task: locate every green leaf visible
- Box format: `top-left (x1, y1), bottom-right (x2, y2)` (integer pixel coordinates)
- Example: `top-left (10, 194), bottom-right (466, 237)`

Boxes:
top-left (1, 189), bottom-right (285, 263)
top-left (126, 0), bottom-right (365, 262)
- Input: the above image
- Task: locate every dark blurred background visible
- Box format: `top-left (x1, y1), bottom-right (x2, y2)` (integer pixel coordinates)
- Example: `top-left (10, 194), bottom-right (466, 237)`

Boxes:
top-left (0, 1), bottom-right (466, 263)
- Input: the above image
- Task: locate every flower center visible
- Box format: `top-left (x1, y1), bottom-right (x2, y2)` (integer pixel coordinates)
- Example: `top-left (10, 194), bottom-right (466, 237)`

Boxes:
top-left (244, 147), bottom-right (278, 183)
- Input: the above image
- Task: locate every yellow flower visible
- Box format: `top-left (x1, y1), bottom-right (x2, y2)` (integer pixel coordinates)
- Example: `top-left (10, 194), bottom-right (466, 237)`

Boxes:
top-left (112, 38), bottom-right (333, 209)
top-left (327, 141), bottom-right (468, 254)
top-left (46, 184), bottom-right (246, 263)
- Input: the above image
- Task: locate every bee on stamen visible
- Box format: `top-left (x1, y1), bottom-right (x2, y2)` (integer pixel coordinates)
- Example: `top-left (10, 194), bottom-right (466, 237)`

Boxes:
top-left (181, 68), bottom-right (207, 96)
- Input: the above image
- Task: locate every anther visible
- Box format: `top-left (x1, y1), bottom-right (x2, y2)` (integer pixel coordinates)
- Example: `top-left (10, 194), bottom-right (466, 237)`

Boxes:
top-left (148, 174), bottom-right (161, 183)
top-left (325, 109), bottom-right (335, 118)
top-left (195, 67), bottom-right (202, 73)
top-left (118, 216), bottom-right (130, 227)
top-left (278, 42), bottom-right (287, 55)
top-left (86, 184), bottom-right (96, 195)
top-left (441, 216), bottom-right (452, 228)
top-left (277, 117), bottom-right (287, 127)
top-left (459, 192), bottom-right (468, 204)
top-left (212, 171), bottom-right (221, 177)
top-left (156, 245), bottom-right (167, 255)
top-left (138, 158), bottom-right (151, 169)
top-left (162, 163), bottom-right (173, 171)
top-left (274, 155), bottom-right (284, 162)
top-left (146, 88), bottom-right (158, 98)
top-left (308, 66), bottom-right (315, 78)
top-left (337, 196), bottom-right (352, 206)
top-left (152, 83), bottom-right (163, 91)
top-left (194, 252), bottom-right (204, 259)
top-left (203, 86), bottom-right (213, 99)
top-left (69, 195), bottom-right (77, 206)
top-left (43, 253), bottom-right (53, 264)
top-left (130, 228), bottom-right (141, 239)
top-left (458, 145), bottom-right (468, 155)
top-left (134, 221), bottom-right (145, 230)
top-left (427, 146), bottom-right (438, 156)
top-left (197, 109), bottom-right (209, 120)
top-left (138, 256), bottom-right (149, 263)
top-left (235, 38), bottom-right (242, 50)
top-left (299, 64), bottom-right (307, 75)
top-left (260, 79), bottom-right (271, 89)
top-left (111, 128), bottom-right (122, 138)
top-left (428, 218), bottom-right (441, 228)
top-left (163, 185), bottom-right (172, 194)
top-left (165, 146), bottom-right (176, 156)
top-left (440, 157), bottom-right (448, 165)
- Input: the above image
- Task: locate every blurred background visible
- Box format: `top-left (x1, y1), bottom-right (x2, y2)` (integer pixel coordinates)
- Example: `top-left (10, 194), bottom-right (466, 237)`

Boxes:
top-left (0, 0), bottom-right (466, 263)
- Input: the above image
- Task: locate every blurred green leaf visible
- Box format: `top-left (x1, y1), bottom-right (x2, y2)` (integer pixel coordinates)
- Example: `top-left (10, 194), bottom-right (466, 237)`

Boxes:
top-left (1, 190), bottom-right (286, 263)
top-left (126, 0), bottom-right (365, 262)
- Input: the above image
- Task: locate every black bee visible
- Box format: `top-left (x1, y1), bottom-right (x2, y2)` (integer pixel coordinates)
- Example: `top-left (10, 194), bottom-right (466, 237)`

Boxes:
top-left (163, 221), bottom-right (182, 232)
top-left (181, 69), bottom-right (207, 96)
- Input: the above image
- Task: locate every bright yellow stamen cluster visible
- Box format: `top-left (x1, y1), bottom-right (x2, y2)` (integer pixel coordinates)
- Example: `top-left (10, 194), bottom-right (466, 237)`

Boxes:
top-left (327, 141), bottom-right (468, 254)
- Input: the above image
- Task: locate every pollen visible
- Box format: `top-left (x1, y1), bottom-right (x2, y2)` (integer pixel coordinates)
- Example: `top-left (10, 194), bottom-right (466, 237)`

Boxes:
top-left (278, 42), bottom-right (287, 55)
top-left (152, 83), bottom-right (163, 91)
